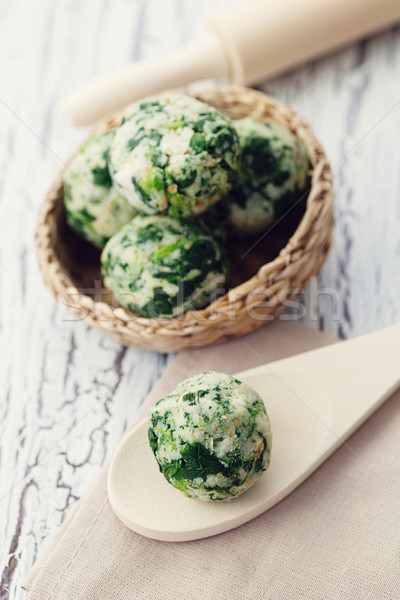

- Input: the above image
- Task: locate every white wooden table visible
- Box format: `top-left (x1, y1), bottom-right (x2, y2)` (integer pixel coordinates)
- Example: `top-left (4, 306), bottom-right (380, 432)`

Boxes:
top-left (0, 1), bottom-right (399, 598)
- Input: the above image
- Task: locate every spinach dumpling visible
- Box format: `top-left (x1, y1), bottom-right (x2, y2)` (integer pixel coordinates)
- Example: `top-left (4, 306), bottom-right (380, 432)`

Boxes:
top-left (109, 94), bottom-right (239, 218)
top-left (101, 215), bottom-right (228, 318)
top-left (227, 117), bottom-right (309, 236)
top-left (64, 130), bottom-right (137, 248)
top-left (148, 371), bottom-right (272, 501)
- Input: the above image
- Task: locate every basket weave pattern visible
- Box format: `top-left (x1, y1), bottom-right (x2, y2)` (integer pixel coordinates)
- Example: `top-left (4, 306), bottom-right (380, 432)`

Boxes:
top-left (36, 86), bottom-right (334, 352)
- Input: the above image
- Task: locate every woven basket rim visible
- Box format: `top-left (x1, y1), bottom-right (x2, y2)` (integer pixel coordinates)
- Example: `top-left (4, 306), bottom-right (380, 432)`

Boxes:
top-left (35, 84), bottom-right (334, 346)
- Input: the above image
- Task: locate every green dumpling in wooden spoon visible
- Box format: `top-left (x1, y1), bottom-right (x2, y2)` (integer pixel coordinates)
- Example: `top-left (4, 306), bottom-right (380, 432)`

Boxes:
top-left (107, 325), bottom-right (399, 542)
top-left (148, 371), bottom-right (272, 502)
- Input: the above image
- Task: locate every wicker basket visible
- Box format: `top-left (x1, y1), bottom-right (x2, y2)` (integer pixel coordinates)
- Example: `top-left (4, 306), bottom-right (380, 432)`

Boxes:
top-left (35, 85), bottom-right (334, 352)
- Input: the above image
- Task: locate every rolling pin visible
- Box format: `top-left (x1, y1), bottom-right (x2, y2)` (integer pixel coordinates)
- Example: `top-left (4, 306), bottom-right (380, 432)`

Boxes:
top-left (63, 0), bottom-right (400, 126)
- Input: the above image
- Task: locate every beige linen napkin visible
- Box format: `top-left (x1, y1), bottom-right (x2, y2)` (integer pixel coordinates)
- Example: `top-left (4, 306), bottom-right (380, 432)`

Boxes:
top-left (23, 322), bottom-right (400, 599)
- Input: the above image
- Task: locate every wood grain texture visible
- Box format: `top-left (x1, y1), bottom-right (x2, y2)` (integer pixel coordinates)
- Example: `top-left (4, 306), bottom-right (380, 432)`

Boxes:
top-left (0, 1), bottom-right (399, 598)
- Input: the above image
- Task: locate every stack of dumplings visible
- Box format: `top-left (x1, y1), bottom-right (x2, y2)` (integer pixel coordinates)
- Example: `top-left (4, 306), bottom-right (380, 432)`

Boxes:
top-left (64, 94), bottom-right (309, 319)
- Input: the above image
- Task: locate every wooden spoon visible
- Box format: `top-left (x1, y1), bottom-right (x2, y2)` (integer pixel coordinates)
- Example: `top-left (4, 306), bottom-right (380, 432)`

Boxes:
top-left (108, 325), bottom-right (400, 542)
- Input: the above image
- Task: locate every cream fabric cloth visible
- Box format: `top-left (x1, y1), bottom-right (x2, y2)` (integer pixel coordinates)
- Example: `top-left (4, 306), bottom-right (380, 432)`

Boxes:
top-left (22, 322), bottom-right (400, 599)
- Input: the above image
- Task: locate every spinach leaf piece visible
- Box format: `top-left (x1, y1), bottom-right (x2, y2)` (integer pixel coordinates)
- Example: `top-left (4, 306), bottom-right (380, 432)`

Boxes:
top-left (92, 165), bottom-right (112, 188)
top-left (182, 392), bottom-right (197, 405)
top-left (148, 428), bottom-right (159, 453)
top-left (131, 176), bottom-right (157, 209)
top-left (126, 136), bottom-right (145, 152)
top-left (135, 224), bottom-right (164, 244)
top-left (162, 442), bottom-right (230, 482)
top-left (189, 133), bottom-right (208, 154)
top-left (139, 287), bottom-right (173, 317)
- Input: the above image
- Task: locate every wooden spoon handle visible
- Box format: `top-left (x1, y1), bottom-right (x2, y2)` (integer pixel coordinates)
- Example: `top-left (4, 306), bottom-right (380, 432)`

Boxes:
top-left (262, 323), bottom-right (400, 440)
